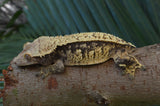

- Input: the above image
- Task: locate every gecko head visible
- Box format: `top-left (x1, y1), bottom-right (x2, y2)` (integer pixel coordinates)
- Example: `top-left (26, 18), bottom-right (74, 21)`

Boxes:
top-left (12, 36), bottom-right (54, 66)
top-left (13, 50), bottom-right (38, 66)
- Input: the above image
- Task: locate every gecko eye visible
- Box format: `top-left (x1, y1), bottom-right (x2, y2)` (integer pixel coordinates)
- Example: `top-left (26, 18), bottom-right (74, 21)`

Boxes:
top-left (24, 54), bottom-right (32, 60)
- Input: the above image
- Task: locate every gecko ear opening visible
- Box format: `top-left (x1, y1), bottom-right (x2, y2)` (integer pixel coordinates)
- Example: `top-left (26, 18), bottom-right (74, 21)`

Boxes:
top-left (24, 54), bottom-right (32, 60)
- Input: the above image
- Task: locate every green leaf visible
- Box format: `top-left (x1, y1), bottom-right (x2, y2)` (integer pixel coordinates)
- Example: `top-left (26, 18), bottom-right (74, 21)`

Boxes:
top-left (0, 10), bottom-right (24, 39)
top-left (6, 10), bottom-right (23, 28)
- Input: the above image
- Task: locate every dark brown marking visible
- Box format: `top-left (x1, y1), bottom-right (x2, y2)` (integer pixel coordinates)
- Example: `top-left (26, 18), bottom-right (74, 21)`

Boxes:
top-left (93, 50), bottom-right (95, 59)
top-left (47, 77), bottom-right (58, 89)
top-left (70, 44), bottom-right (77, 53)
top-left (76, 37), bottom-right (80, 40)
top-left (101, 46), bottom-right (104, 55)
top-left (109, 36), bottom-right (112, 39)
top-left (81, 49), bottom-right (86, 59)
top-left (121, 49), bottom-right (125, 52)
top-left (103, 34), bottom-right (107, 39)
top-left (120, 86), bottom-right (125, 90)
top-left (92, 33), bottom-right (96, 38)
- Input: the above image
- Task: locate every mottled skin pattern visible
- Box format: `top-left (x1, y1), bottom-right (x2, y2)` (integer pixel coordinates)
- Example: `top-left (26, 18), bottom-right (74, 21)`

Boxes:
top-left (14, 32), bottom-right (144, 79)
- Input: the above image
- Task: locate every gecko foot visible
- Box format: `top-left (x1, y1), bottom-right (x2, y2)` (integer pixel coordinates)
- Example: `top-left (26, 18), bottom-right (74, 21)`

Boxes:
top-left (114, 55), bottom-right (144, 80)
top-left (36, 60), bottom-right (64, 79)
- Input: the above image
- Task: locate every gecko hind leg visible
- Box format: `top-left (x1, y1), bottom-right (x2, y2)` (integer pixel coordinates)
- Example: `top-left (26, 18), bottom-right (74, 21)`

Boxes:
top-left (36, 59), bottom-right (64, 79)
top-left (113, 54), bottom-right (144, 80)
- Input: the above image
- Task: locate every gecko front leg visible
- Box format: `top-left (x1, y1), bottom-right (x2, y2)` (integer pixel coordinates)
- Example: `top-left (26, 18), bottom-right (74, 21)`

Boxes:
top-left (36, 59), bottom-right (64, 79)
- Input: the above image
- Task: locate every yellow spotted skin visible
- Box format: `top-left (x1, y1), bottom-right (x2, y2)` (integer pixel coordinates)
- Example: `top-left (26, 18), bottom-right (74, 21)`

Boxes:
top-left (60, 42), bottom-right (114, 66)
top-left (14, 32), bottom-right (144, 80)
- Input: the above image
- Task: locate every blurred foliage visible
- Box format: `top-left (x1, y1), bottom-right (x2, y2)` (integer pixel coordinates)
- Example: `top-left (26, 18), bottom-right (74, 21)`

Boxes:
top-left (0, 0), bottom-right (9, 7)
top-left (21, 0), bottom-right (160, 46)
top-left (0, 10), bottom-right (24, 39)
top-left (0, 0), bottom-right (26, 39)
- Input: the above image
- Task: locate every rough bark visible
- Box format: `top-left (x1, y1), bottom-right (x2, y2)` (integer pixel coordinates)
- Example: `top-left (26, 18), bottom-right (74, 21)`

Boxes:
top-left (2, 43), bottom-right (160, 106)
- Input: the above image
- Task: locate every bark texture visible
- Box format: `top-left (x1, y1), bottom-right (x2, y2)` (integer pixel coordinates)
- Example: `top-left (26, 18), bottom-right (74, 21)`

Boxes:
top-left (2, 43), bottom-right (160, 106)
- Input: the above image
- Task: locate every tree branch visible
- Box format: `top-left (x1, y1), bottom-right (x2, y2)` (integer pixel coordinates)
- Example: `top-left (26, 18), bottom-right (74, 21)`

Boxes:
top-left (2, 43), bottom-right (160, 106)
